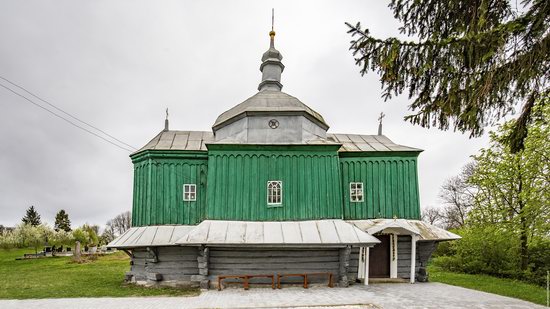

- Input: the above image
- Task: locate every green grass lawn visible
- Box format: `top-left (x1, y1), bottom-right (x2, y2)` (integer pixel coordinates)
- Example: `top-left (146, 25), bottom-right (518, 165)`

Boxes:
top-left (428, 265), bottom-right (548, 306)
top-left (0, 248), bottom-right (199, 299)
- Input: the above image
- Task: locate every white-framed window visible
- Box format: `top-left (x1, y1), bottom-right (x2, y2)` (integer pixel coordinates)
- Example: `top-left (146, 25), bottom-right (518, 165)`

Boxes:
top-left (267, 180), bottom-right (282, 206)
top-left (183, 184), bottom-right (196, 201)
top-left (350, 182), bottom-right (364, 202)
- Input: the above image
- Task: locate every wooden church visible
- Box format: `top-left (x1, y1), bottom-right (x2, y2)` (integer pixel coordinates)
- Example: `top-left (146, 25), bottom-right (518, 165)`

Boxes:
top-left (108, 28), bottom-right (459, 290)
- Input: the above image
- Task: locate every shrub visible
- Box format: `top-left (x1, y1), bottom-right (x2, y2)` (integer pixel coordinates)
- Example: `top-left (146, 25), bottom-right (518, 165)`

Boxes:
top-left (433, 225), bottom-right (549, 286)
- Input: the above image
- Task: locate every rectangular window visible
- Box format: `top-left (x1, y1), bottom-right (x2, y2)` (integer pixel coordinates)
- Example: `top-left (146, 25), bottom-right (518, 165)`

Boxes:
top-left (267, 180), bottom-right (282, 205)
top-left (183, 184), bottom-right (196, 201)
top-left (350, 182), bottom-right (364, 202)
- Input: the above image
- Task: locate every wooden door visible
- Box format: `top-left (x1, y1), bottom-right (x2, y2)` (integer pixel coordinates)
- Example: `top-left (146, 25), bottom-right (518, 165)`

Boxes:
top-left (369, 234), bottom-right (390, 278)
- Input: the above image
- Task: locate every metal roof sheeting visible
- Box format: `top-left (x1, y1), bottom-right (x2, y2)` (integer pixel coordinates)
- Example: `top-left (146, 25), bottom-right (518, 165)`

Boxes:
top-left (327, 134), bottom-right (422, 152)
top-left (135, 131), bottom-right (420, 153)
top-left (213, 90), bottom-right (328, 130)
top-left (349, 219), bottom-right (461, 241)
top-left (175, 220), bottom-right (380, 247)
top-left (107, 225), bottom-right (195, 248)
top-left (135, 131), bottom-right (214, 153)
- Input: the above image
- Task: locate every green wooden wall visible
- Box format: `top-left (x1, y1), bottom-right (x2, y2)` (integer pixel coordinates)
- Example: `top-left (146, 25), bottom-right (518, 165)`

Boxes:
top-left (206, 145), bottom-right (343, 221)
top-left (131, 152), bottom-right (208, 226)
top-left (340, 155), bottom-right (421, 220)
top-left (129, 147), bottom-right (422, 225)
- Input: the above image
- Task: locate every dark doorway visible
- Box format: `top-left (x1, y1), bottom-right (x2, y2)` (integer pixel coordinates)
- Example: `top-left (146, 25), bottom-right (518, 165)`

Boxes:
top-left (369, 234), bottom-right (390, 278)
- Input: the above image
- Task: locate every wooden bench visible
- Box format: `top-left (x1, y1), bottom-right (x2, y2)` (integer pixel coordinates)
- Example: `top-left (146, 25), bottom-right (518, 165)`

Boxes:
top-left (217, 274), bottom-right (275, 291)
top-left (277, 272), bottom-right (333, 289)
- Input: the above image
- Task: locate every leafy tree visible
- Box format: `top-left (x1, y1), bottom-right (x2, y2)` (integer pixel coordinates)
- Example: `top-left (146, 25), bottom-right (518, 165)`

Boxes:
top-left (347, 0), bottom-right (549, 152)
top-left (468, 99), bottom-right (549, 271)
top-left (54, 209), bottom-right (71, 232)
top-left (72, 228), bottom-right (89, 247)
top-left (433, 97), bottom-right (549, 285)
top-left (81, 224), bottom-right (99, 247)
top-left (50, 229), bottom-right (74, 252)
top-left (12, 224), bottom-right (53, 254)
top-left (21, 206), bottom-right (41, 226)
top-left (0, 230), bottom-right (16, 249)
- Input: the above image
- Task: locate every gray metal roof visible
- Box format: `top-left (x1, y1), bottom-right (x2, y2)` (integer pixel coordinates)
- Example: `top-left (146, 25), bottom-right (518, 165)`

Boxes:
top-left (327, 133), bottom-right (422, 152)
top-left (107, 225), bottom-right (195, 248)
top-left (175, 220), bottom-right (380, 247)
top-left (349, 219), bottom-right (461, 241)
top-left (135, 130), bottom-right (215, 153)
top-left (135, 131), bottom-right (421, 153)
top-left (212, 90), bottom-right (329, 130)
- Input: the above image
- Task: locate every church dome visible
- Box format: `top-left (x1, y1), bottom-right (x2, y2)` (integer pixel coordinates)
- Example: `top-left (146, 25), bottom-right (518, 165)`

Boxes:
top-left (212, 90), bottom-right (328, 131)
top-left (211, 28), bottom-right (329, 144)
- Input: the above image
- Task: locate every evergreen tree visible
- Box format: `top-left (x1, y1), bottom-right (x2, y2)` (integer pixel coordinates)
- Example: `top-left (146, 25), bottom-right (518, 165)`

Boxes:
top-left (347, 0), bottom-right (549, 152)
top-left (21, 206), bottom-right (41, 226)
top-left (54, 209), bottom-right (71, 232)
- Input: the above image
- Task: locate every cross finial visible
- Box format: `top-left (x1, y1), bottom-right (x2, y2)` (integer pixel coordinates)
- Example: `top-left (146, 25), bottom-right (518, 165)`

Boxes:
top-left (378, 112), bottom-right (385, 124)
top-left (377, 112), bottom-right (385, 135)
top-left (269, 8), bottom-right (276, 42)
top-left (164, 108), bottom-right (169, 131)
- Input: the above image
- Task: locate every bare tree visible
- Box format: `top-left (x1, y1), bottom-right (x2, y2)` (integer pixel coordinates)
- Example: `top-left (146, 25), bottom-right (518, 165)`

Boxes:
top-left (438, 162), bottom-right (476, 229)
top-left (421, 206), bottom-right (444, 227)
top-left (108, 211), bottom-right (131, 236)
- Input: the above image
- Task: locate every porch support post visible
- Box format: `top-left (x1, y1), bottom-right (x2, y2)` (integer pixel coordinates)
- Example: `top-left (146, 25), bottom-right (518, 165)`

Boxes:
top-left (410, 234), bottom-right (417, 283)
top-left (358, 247), bottom-right (364, 279)
top-left (195, 245), bottom-right (210, 289)
top-left (390, 234), bottom-right (398, 278)
top-left (338, 245), bottom-right (351, 287)
top-left (363, 246), bottom-right (369, 286)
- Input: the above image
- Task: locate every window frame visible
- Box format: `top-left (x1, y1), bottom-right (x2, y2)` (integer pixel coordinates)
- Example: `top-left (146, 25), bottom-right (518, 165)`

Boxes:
top-left (183, 184), bottom-right (197, 202)
top-left (350, 182), bottom-right (364, 203)
top-left (267, 180), bottom-right (283, 206)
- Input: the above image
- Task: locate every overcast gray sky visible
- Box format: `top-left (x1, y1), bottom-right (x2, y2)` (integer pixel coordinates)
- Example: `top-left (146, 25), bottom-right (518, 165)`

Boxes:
top-left (0, 0), bottom-right (494, 228)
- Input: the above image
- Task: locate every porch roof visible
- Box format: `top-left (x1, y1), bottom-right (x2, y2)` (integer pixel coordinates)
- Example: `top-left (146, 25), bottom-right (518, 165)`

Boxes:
top-left (107, 225), bottom-right (195, 248)
top-left (348, 219), bottom-right (461, 241)
top-left (175, 220), bottom-right (380, 247)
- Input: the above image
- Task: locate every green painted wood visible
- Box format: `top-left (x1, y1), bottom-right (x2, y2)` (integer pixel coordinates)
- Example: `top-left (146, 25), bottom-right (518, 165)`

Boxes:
top-left (206, 146), bottom-right (343, 221)
top-left (340, 156), bottom-right (421, 220)
top-left (130, 145), bottom-right (421, 225)
top-left (131, 153), bottom-right (208, 226)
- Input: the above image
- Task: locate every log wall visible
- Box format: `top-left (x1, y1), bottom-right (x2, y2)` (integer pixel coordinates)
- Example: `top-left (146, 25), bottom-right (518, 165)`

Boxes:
top-left (130, 246), bottom-right (200, 286)
top-left (396, 236), bottom-right (437, 280)
top-left (129, 246), bottom-right (366, 288)
top-left (208, 247), bottom-right (353, 287)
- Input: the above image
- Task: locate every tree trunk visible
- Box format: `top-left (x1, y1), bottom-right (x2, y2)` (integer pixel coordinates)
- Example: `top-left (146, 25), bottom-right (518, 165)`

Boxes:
top-left (517, 173), bottom-right (528, 271)
top-left (519, 215), bottom-right (529, 271)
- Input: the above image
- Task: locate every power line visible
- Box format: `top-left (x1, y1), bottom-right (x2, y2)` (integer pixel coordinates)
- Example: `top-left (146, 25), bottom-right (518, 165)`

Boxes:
top-left (0, 83), bottom-right (135, 153)
top-left (0, 75), bottom-right (138, 151)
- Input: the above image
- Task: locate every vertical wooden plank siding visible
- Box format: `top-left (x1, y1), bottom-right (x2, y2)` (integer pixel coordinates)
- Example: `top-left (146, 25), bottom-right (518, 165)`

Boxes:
top-left (340, 156), bottom-right (421, 220)
top-left (206, 147), bottom-right (343, 221)
top-left (130, 148), bottom-right (420, 224)
top-left (131, 156), bottom-right (208, 226)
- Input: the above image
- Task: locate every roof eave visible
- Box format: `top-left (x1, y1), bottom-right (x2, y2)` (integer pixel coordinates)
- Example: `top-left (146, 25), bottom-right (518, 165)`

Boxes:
top-left (212, 110), bottom-right (329, 132)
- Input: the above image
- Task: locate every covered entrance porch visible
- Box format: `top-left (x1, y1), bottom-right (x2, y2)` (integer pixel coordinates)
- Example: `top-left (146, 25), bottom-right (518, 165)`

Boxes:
top-left (350, 219), bottom-right (461, 285)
